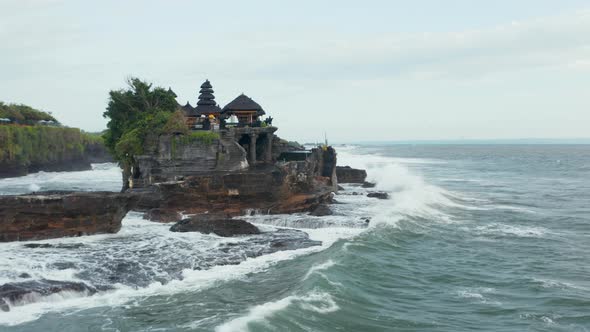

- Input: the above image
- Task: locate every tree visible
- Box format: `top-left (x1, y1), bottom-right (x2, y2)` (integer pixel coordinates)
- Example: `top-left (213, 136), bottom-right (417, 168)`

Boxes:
top-left (102, 78), bottom-right (178, 188)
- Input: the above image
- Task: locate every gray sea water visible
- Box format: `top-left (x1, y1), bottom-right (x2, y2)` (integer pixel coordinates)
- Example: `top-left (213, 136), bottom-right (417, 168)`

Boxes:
top-left (0, 144), bottom-right (589, 331)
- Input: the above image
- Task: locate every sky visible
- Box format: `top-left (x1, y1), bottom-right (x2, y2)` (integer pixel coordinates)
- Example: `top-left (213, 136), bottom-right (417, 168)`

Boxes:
top-left (1, 0), bottom-right (589, 143)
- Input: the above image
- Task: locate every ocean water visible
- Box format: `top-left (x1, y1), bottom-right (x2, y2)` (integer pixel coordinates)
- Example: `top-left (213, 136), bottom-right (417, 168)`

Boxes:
top-left (1, 144), bottom-right (589, 331)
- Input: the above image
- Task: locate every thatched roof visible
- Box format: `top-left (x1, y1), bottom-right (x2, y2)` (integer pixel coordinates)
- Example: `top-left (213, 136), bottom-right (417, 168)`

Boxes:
top-left (222, 94), bottom-right (265, 116)
top-left (181, 101), bottom-right (199, 117)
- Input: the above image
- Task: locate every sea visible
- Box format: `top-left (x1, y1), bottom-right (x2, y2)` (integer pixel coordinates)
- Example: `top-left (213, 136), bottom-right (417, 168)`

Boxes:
top-left (0, 144), bottom-right (589, 332)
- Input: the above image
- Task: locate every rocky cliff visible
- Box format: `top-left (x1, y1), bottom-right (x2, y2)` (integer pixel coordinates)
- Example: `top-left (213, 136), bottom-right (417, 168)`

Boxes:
top-left (0, 192), bottom-right (128, 242)
top-left (131, 146), bottom-right (338, 217)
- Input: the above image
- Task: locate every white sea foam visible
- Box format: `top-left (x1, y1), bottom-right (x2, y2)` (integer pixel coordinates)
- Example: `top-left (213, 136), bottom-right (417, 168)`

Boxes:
top-left (456, 287), bottom-right (500, 305)
top-left (0, 213), bottom-right (360, 326)
top-left (471, 223), bottom-right (549, 238)
top-left (215, 290), bottom-right (338, 332)
top-left (304, 260), bottom-right (336, 280)
top-left (0, 163), bottom-right (121, 195)
top-left (337, 148), bottom-right (473, 227)
top-left (531, 277), bottom-right (587, 291)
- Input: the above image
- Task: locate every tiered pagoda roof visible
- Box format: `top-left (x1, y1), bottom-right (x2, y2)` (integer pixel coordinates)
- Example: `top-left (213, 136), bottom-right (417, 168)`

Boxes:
top-left (195, 80), bottom-right (221, 115)
top-left (222, 94), bottom-right (265, 116)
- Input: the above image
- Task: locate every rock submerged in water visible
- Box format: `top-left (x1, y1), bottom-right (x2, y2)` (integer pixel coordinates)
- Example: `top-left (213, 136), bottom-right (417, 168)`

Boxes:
top-left (362, 181), bottom-right (376, 188)
top-left (336, 166), bottom-right (367, 184)
top-left (367, 192), bottom-right (390, 200)
top-left (170, 214), bottom-right (260, 237)
top-left (309, 204), bottom-right (333, 216)
top-left (0, 279), bottom-right (99, 312)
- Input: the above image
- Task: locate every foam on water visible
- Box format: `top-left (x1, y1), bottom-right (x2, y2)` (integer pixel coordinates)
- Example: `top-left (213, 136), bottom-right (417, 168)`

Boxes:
top-left (0, 210), bottom-right (361, 326)
top-left (215, 290), bottom-right (339, 332)
top-left (337, 148), bottom-right (472, 227)
top-left (303, 260), bottom-right (336, 280)
top-left (470, 223), bottom-right (550, 238)
top-left (0, 163), bottom-right (122, 195)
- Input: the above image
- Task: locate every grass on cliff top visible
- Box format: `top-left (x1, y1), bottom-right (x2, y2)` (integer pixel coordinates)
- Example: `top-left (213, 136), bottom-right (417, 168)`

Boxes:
top-left (180, 131), bottom-right (220, 145)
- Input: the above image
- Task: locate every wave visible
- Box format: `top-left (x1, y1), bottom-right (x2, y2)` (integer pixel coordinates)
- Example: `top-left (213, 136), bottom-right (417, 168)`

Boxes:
top-left (337, 148), bottom-right (474, 227)
top-left (215, 290), bottom-right (338, 332)
top-left (0, 214), bottom-right (361, 326)
top-left (304, 260), bottom-right (336, 280)
top-left (0, 163), bottom-right (121, 195)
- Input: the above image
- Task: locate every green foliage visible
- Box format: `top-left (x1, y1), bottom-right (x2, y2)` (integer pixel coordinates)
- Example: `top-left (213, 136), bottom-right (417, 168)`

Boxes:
top-left (0, 102), bottom-right (57, 123)
top-left (163, 110), bottom-right (189, 135)
top-left (115, 129), bottom-right (143, 165)
top-left (180, 131), bottom-right (220, 145)
top-left (0, 125), bottom-right (99, 167)
top-left (102, 77), bottom-right (178, 165)
top-left (170, 131), bottom-right (219, 159)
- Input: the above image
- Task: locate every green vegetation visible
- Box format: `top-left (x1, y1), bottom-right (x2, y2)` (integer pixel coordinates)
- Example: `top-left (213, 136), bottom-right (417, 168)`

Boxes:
top-left (0, 102), bottom-right (57, 124)
top-left (0, 125), bottom-right (98, 168)
top-left (180, 131), bottom-right (220, 145)
top-left (103, 78), bottom-right (220, 164)
top-left (103, 78), bottom-right (178, 165)
top-left (171, 131), bottom-right (220, 159)
top-left (0, 102), bottom-right (110, 176)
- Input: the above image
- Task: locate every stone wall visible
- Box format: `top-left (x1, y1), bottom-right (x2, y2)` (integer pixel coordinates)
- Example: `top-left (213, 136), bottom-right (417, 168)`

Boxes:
top-left (132, 131), bottom-right (249, 188)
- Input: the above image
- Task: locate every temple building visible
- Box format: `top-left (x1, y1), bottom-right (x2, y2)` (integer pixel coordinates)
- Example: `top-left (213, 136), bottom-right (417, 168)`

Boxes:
top-left (181, 80), bottom-right (222, 130)
top-left (164, 79), bottom-right (278, 172)
top-left (221, 94), bottom-right (265, 126)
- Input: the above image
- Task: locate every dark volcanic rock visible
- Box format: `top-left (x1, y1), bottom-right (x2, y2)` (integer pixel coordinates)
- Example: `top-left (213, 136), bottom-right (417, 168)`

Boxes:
top-left (170, 214), bottom-right (261, 237)
top-left (367, 192), bottom-right (390, 200)
top-left (362, 181), bottom-right (376, 188)
top-left (309, 204), bottom-right (333, 216)
top-left (0, 279), bottom-right (98, 312)
top-left (144, 208), bottom-right (182, 223)
top-left (23, 243), bottom-right (85, 249)
top-left (0, 192), bottom-right (129, 242)
top-left (336, 166), bottom-right (367, 184)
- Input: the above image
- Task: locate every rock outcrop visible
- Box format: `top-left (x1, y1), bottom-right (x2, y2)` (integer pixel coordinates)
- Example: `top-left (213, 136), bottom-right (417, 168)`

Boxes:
top-left (0, 192), bottom-right (128, 242)
top-left (367, 192), bottom-right (390, 200)
top-left (170, 214), bottom-right (260, 236)
top-left (309, 204), bottom-right (333, 216)
top-left (336, 166), bottom-right (367, 184)
top-left (0, 279), bottom-right (100, 312)
top-left (143, 208), bottom-right (182, 223)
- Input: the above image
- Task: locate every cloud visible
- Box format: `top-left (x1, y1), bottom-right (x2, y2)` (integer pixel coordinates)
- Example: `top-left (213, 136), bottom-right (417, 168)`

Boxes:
top-left (233, 9), bottom-right (590, 80)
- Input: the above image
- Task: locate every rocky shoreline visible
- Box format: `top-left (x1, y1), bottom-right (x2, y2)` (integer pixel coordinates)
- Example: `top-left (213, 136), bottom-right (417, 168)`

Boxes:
top-left (0, 161), bottom-right (370, 242)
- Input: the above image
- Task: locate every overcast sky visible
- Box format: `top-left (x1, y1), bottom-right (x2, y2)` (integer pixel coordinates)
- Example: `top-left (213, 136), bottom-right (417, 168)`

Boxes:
top-left (1, 0), bottom-right (589, 143)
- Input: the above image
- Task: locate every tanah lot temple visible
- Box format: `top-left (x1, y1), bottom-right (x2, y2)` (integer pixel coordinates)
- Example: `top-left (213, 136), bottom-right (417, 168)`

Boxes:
top-left (177, 79), bottom-right (276, 166)
top-left (130, 79), bottom-right (316, 189)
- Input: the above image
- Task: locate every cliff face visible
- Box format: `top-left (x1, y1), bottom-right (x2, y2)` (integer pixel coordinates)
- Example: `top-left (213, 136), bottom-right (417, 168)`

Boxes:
top-left (129, 132), bottom-right (338, 216)
top-left (0, 125), bottom-right (113, 178)
top-left (132, 130), bottom-right (250, 188)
